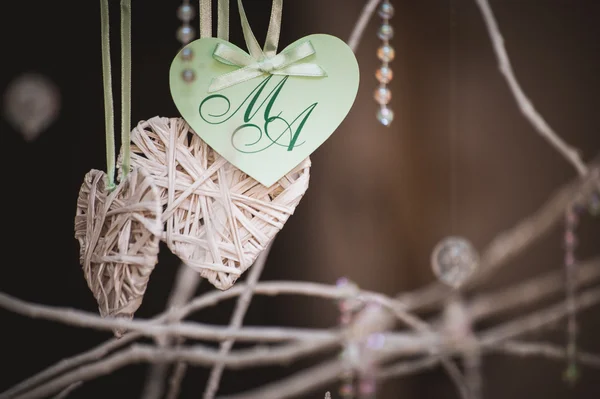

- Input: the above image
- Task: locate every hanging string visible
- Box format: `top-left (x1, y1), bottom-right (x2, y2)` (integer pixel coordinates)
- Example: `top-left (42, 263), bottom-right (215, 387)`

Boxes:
top-left (198, 1), bottom-right (282, 52)
top-left (199, 0), bottom-right (230, 40)
top-left (100, 0), bottom-right (116, 190)
top-left (199, 0), bottom-right (212, 38)
top-left (121, 0), bottom-right (132, 177)
top-left (263, 0), bottom-right (283, 57)
top-left (217, 0), bottom-right (229, 41)
top-left (236, 0), bottom-right (284, 59)
top-left (99, 0), bottom-right (132, 190)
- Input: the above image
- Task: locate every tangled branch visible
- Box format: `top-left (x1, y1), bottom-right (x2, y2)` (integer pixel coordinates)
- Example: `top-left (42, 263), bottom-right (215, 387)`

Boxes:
top-left (1, 0), bottom-right (599, 398)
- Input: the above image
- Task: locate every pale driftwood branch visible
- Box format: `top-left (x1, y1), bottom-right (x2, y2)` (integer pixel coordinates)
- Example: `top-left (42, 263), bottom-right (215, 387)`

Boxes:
top-left (469, 256), bottom-right (600, 321)
top-left (480, 287), bottom-right (600, 346)
top-left (0, 291), bottom-right (340, 343)
top-left (474, 0), bottom-right (588, 176)
top-left (4, 254), bottom-right (600, 399)
top-left (377, 357), bottom-right (440, 379)
top-left (166, 362), bottom-right (188, 399)
top-left (7, 286), bottom-right (600, 399)
top-left (11, 282), bottom-right (600, 399)
top-left (378, 339), bottom-right (600, 382)
top-left (347, 0), bottom-right (382, 51)
top-left (490, 341), bottom-right (600, 367)
top-left (141, 264), bottom-right (202, 399)
top-left (50, 382), bottom-right (81, 399)
top-left (218, 357), bottom-right (343, 399)
top-left (14, 339), bottom-right (341, 399)
top-left (203, 243), bottom-right (271, 399)
top-left (4, 257), bottom-right (600, 398)
top-left (2, 1), bottom-right (599, 398)
top-left (215, 288), bottom-right (600, 399)
top-left (0, 282), bottom-right (428, 342)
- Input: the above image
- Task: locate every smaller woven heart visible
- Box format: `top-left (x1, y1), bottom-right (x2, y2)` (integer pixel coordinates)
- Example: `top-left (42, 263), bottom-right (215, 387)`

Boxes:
top-left (127, 116), bottom-right (310, 290)
top-left (74, 167), bottom-right (162, 328)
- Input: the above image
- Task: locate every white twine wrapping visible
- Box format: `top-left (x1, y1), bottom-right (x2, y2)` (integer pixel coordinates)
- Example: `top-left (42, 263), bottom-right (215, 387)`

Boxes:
top-left (74, 167), bottom-right (162, 333)
top-left (125, 116), bottom-right (311, 290)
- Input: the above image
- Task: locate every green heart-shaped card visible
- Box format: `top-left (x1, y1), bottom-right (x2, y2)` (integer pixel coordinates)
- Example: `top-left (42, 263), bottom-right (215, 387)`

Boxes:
top-left (169, 34), bottom-right (359, 187)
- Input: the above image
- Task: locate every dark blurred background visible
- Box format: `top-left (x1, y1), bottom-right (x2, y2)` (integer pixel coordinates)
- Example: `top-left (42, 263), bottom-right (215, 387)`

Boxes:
top-left (1, 0), bottom-right (599, 398)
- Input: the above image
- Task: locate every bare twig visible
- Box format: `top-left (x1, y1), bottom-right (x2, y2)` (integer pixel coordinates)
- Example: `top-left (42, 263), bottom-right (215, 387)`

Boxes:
top-left (474, 0), bottom-right (588, 176)
top-left (490, 341), bottom-right (600, 367)
top-left (347, 0), bottom-right (382, 51)
top-left (10, 285), bottom-right (600, 399)
top-left (141, 264), bottom-right (202, 399)
top-left (2, 2), bottom-right (598, 399)
top-left (0, 291), bottom-right (339, 342)
top-left (50, 382), bottom-right (81, 399)
top-left (469, 256), bottom-right (600, 321)
top-left (203, 244), bottom-right (270, 399)
top-left (480, 287), bottom-right (600, 345)
top-left (218, 357), bottom-right (343, 399)
top-left (377, 357), bottom-right (440, 379)
top-left (5, 257), bottom-right (600, 398)
top-left (218, 288), bottom-right (600, 399)
top-left (14, 339), bottom-right (340, 399)
top-left (166, 362), bottom-right (188, 399)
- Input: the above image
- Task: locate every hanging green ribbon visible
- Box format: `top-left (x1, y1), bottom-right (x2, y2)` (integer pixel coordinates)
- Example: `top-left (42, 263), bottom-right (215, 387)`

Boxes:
top-left (199, 0), bottom-right (212, 38)
top-left (218, 0), bottom-right (229, 41)
top-left (199, 0), bottom-right (230, 40)
top-left (207, 0), bottom-right (327, 93)
top-left (120, 0), bottom-right (131, 178)
top-left (100, 0), bottom-right (131, 190)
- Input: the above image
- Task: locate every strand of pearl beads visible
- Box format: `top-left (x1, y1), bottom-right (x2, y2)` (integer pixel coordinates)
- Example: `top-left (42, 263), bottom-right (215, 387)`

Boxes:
top-left (337, 277), bottom-right (361, 398)
top-left (177, 0), bottom-right (196, 82)
top-left (375, 1), bottom-right (395, 126)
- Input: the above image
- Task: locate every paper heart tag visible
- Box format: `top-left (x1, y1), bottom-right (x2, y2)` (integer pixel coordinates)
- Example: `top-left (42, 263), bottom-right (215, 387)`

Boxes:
top-left (169, 34), bottom-right (359, 187)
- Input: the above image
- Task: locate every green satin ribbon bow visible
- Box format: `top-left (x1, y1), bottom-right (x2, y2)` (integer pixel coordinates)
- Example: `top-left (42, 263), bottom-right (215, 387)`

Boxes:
top-left (207, 0), bottom-right (327, 93)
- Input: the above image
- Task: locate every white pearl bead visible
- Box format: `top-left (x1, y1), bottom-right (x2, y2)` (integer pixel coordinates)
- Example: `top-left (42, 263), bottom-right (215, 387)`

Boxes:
top-left (374, 87), bottom-right (391, 105)
top-left (376, 66), bottom-right (393, 84)
top-left (379, 2), bottom-right (395, 19)
top-left (181, 47), bottom-right (193, 61)
top-left (182, 69), bottom-right (195, 82)
top-left (377, 107), bottom-right (394, 126)
top-left (377, 45), bottom-right (395, 62)
top-left (177, 4), bottom-right (195, 22)
top-left (378, 24), bottom-right (394, 40)
top-left (177, 25), bottom-right (195, 44)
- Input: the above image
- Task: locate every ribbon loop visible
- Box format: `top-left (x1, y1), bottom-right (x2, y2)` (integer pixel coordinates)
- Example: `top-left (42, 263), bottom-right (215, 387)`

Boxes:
top-left (208, 40), bottom-right (327, 93)
top-left (263, 0), bottom-right (282, 57)
top-left (206, 0), bottom-right (327, 93)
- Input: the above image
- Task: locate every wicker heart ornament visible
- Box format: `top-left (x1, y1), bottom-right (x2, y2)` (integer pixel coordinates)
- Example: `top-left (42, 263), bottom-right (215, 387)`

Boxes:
top-left (127, 116), bottom-right (310, 290)
top-left (169, 33), bottom-right (359, 187)
top-left (74, 167), bottom-right (162, 325)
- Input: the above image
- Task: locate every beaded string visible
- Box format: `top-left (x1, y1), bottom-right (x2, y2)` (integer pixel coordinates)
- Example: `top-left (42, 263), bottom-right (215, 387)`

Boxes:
top-left (177, 0), bottom-right (197, 82)
top-left (178, 0), bottom-right (231, 83)
top-left (100, 0), bottom-right (132, 190)
top-left (357, 306), bottom-right (385, 399)
top-left (562, 190), bottom-right (599, 384)
top-left (375, 0), bottom-right (395, 126)
top-left (563, 204), bottom-right (580, 384)
top-left (336, 278), bottom-right (385, 399)
top-left (337, 277), bottom-right (359, 398)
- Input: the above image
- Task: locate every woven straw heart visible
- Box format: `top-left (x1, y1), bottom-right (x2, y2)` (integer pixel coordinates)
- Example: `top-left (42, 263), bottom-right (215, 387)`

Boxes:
top-left (74, 167), bottom-right (162, 329)
top-left (126, 116), bottom-right (310, 290)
